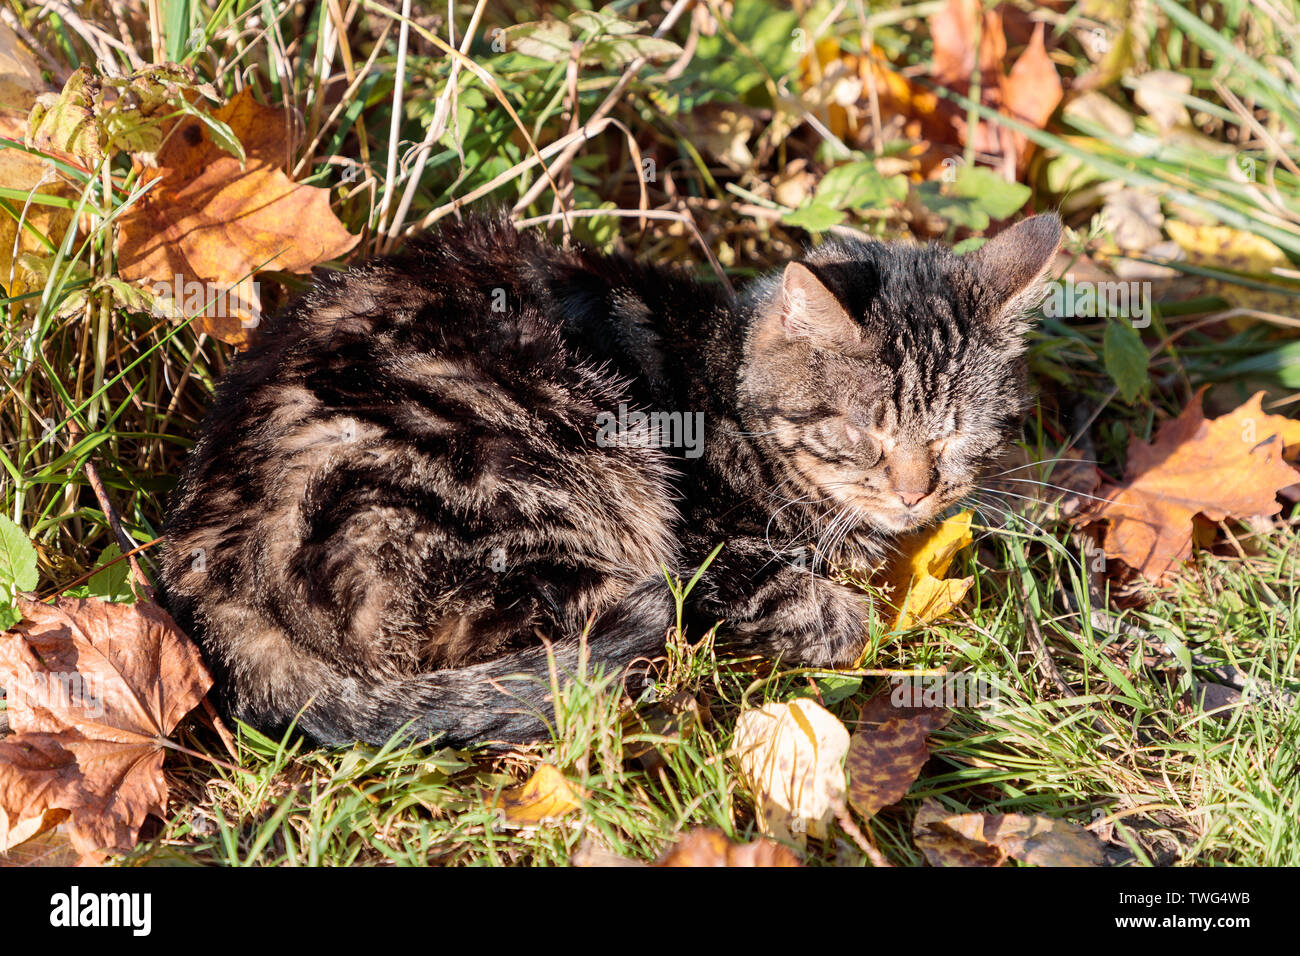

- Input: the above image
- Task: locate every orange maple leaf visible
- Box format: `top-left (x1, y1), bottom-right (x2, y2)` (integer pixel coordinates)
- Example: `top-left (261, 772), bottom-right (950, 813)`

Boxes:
top-left (1090, 391), bottom-right (1300, 580)
top-left (116, 88), bottom-right (358, 347)
top-left (927, 0), bottom-right (1062, 177)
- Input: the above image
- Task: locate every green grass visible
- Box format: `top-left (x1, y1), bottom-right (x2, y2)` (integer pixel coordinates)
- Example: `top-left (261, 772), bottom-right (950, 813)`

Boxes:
top-left (2, 0), bottom-right (1299, 866)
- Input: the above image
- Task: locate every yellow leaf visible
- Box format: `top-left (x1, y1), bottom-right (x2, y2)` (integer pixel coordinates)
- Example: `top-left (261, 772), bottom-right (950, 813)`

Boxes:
top-left (877, 511), bottom-right (974, 628)
top-left (1165, 221), bottom-right (1300, 319)
top-left (0, 21), bottom-right (44, 116)
top-left (490, 765), bottom-right (582, 827)
top-left (732, 698), bottom-right (849, 845)
top-left (0, 23), bottom-right (72, 299)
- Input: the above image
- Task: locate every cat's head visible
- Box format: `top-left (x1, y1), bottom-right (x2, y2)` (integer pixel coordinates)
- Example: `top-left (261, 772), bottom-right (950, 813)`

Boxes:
top-left (740, 214), bottom-right (1061, 535)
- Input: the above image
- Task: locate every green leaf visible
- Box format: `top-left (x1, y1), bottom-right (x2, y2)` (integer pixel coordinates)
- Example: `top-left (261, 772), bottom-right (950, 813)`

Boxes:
top-left (88, 543), bottom-right (133, 603)
top-left (952, 237), bottom-right (987, 254)
top-left (586, 35), bottom-right (683, 69)
top-left (501, 21), bottom-right (573, 62)
top-left (0, 514), bottom-right (38, 617)
top-left (816, 675), bottom-right (863, 705)
top-left (817, 161), bottom-right (907, 210)
top-left (782, 201), bottom-right (845, 233)
top-left (0, 514), bottom-right (38, 592)
top-left (916, 182), bottom-right (989, 231)
top-left (1103, 320), bottom-right (1149, 402)
top-left (175, 99), bottom-right (245, 164)
top-left (950, 166), bottom-right (1031, 220)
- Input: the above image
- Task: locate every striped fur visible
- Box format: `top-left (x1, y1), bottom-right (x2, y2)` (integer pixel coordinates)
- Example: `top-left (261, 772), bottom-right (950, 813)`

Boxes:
top-left (159, 212), bottom-right (1060, 747)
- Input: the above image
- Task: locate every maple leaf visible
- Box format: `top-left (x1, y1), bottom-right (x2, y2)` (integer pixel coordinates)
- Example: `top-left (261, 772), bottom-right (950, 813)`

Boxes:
top-left (116, 88), bottom-right (358, 347)
top-left (913, 798), bottom-right (1106, 867)
top-left (927, 0), bottom-right (1062, 177)
top-left (846, 693), bottom-right (951, 822)
top-left (1087, 391), bottom-right (1300, 580)
top-left (0, 597), bottom-right (212, 859)
top-left (873, 510), bottom-right (974, 629)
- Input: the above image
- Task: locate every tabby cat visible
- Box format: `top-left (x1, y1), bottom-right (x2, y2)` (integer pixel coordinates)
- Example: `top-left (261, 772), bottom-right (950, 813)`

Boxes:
top-left (159, 211), bottom-right (1061, 748)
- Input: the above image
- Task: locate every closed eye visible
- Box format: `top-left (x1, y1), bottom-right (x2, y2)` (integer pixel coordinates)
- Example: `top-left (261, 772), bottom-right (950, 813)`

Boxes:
top-left (844, 422), bottom-right (882, 465)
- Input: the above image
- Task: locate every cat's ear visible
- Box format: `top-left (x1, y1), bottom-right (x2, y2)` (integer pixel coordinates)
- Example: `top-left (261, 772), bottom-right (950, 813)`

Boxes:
top-left (779, 262), bottom-right (862, 349)
top-left (965, 213), bottom-right (1062, 321)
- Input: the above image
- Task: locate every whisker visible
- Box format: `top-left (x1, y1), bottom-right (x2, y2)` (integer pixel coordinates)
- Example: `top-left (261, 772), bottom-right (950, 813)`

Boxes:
top-left (985, 454), bottom-right (1101, 479)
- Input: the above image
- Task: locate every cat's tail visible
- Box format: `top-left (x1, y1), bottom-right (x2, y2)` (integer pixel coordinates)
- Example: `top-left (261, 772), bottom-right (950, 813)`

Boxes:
top-left (294, 577), bottom-right (675, 749)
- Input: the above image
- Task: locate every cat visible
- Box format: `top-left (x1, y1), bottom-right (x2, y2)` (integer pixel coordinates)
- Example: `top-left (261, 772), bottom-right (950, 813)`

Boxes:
top-left (159, 210), bottom-right (1061, 748)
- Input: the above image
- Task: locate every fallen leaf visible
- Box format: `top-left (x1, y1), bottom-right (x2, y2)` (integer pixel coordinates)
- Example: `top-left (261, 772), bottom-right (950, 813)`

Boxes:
top-left (0, 805), bottom-right (66, 853)
top-left (28, 67), bottom-right (103, 168)
top-left (490, 764), bottom-right (583, 827)
top-left (846, 693), bottom-right (951, 821)
top-left (1102, 188), bottom-right (1164, 253)
top-left (1086, 390), bottom-right (1300, 580)
top-left (1001, 23), bottom-right (1064, 141)
top-left (913, 799), bottom-right (1006, 866)
top-left (653, 828), bottom-right (800, 867)
top-left (0, 21), bottom-right (44, 118)
top-left (571, 827), bottom-right (800, 866)
top-left (913, 798), bottom-right (1106, 867)
top-left (732, 698), bottom-right (849, 844)
top-left (1132, 70), bottom-right (1192, 131)
top-left (116, 88), bottom-right (358, 346)
top-left (927, 0), bottom-right (1062, 176)
top-left (0, 821), bottom-right (85, 867)
top-left (1165, 221), bottom-right (1300, 318)
top-left (0, 26), bottom-right (71, 298)
top-left (874, 510), bottom-right (974, 628)
top-left (0, 597), bottom-right (212, 857)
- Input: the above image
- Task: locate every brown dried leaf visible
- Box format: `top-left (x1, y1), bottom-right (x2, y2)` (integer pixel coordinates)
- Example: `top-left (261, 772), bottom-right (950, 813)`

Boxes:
top-left (913, 798), bottom-right (1106, 867)
top-left (0, 597), bottom-right (212, 856)
top-left (1001, 23), bottom-right (1063, 143)
top-left (0, 25), bottom-right (70, 298)
top-left (653, 828), bottom-right (800, 867)
top-left (913, 799), bottom-right (1007, 866)
top-left (1087, 391), bottom-right (1300, 580)
top-left (846, 693), bottom-right (951, 821)
top-left (0, 820), bottom-right (85, 867)
top-left (116, 88), bottom-right (358, 346)
top-left (926, 0), bottom-right (1061, 174)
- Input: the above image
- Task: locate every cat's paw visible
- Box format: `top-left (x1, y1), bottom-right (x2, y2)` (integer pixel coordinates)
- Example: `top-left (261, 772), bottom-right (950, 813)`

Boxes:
top-left (745, 577), bottom-right (873, 667)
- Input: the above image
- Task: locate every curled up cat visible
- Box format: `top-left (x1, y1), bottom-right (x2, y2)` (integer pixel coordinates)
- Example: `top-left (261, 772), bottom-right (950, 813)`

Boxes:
top-left (158, 210), bottom-right (1062, 748)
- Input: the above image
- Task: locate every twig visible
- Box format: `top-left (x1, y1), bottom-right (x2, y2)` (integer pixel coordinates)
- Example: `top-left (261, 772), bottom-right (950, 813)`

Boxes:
top-left (66, 422), bottom-right (154, 602)
top-left (833, 799), bottom-right (891, 867)
top-left (39, 536), bottom-right (162, 599)
top-left (1016, 577), bottom-right (1076, 701)
top-left (510, 0), bottom-right (694, 214)
top-left (200, 698), bottom-right (240, 762)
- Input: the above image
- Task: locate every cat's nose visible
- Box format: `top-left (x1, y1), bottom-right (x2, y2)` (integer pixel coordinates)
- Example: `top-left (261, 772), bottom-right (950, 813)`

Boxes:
top-left (897, 490), bottom-right (927, 507)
